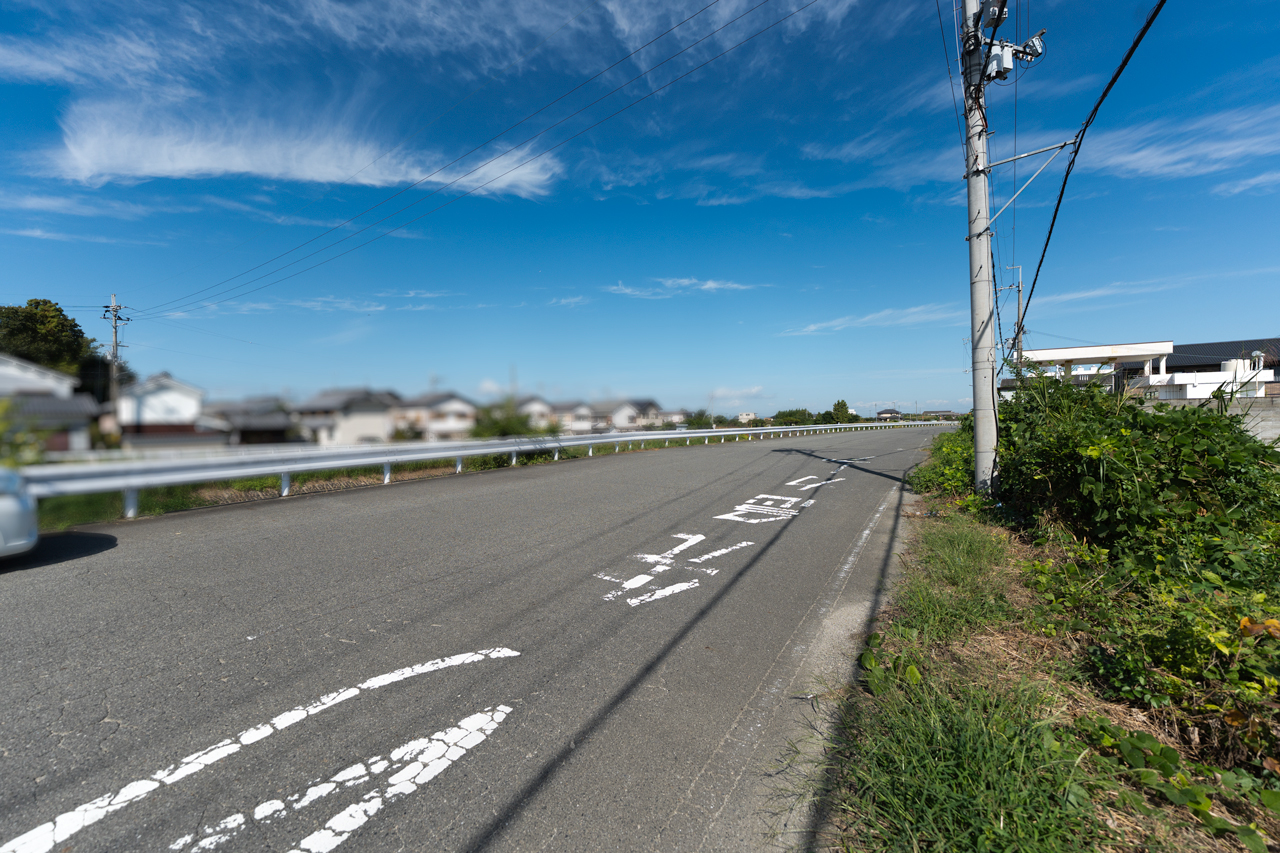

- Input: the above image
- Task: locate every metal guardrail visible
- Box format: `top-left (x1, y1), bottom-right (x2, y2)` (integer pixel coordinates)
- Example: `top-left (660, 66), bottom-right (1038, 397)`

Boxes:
top-left (22, 422), bottom-right (940, 517)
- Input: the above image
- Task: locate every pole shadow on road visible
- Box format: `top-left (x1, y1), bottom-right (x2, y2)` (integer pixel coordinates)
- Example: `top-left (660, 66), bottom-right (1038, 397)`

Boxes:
top-left (769, 446), bottom-right (910, 485)
top-left (458, 473), bottom-right (913, 852)
top-left (1, 531), bottom-right (118, 576)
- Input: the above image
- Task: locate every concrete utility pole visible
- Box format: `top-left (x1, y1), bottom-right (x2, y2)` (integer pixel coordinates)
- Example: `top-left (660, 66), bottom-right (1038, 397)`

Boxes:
top-left (962, 0), bottom-right (998, 491)
top-left (102, 295), bottom-right (130, 408)
top-left (959, 1), bottom-right (1047, 491)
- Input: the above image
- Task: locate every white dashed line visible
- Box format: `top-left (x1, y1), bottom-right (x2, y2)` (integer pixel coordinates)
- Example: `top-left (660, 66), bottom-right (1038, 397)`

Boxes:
top-left (2, 650), bottom-right (520, 853)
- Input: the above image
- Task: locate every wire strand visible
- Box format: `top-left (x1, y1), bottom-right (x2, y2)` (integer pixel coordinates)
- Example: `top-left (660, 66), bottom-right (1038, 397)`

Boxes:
top-left (1017, 0), bottom-right (1167, 341)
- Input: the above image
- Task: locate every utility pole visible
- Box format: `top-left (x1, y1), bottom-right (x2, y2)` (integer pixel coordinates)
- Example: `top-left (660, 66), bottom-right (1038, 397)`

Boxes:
top-left (959, 2), bottom-right (1047, 491)
top-left (101, 295), bottom-right (130, 408)
top-left (963, 0), bottom-right (998, 491)
top-left (1007, 264), bottom-right (1024, 361)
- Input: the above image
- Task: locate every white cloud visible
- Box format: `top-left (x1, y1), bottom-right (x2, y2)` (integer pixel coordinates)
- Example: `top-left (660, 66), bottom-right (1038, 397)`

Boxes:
top-left (785, 303), bottom-right (966, 335)
top-left (48, 98), bottom-right (564, 194)
top-left (549, 295), bottom-right (589, 307)
top-left (0, 227), bottom-right (160, 245)
top-left (606, 276), bottom-right (754, 298)
top-left (478, 378), bottom-right (504, 396)
top-left (1213, 170), bottom-right (1280, 196)
top-left (284, 296), bottom-right (386, 312)
top-left (1080, 104), bottom-right (1280, 180)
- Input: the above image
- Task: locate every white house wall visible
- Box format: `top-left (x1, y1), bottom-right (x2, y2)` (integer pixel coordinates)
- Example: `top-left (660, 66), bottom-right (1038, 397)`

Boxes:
top-left (117, 387), bottom-right (202, 425)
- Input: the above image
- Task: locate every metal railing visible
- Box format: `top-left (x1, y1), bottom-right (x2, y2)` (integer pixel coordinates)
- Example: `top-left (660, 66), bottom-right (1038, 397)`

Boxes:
top-left (22, 422), bottom-right (939, 517)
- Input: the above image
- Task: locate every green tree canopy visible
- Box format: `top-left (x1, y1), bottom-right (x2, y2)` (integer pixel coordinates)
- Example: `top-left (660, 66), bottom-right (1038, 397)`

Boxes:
top-left (832, 399), bottom-right (852, 423)
top-left (0, 299), bottom-right (96, 375)
top-left (772, 408), bottom-right (813, 426)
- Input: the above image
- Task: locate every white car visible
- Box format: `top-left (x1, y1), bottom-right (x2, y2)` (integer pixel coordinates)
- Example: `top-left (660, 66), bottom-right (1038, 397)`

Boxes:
top-left (0, 468), bottom-right (38, 558)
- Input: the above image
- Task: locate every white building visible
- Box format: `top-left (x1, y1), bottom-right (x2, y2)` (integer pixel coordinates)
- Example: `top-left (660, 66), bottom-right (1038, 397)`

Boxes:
top-left (736, 412), bottom-right (757, 424)
top-left (551, 401), bottom-right (594, 435)
top-left (393, 392), bottom-right (477, 441)
top-left (296, 388), bottom-right (400, 446)
top-left (515, 395), bottom-right (554, 430)
top-left (1010, 341), bottom-right (1274, 401)
top-left (0, 353), bottom-right (98, 451)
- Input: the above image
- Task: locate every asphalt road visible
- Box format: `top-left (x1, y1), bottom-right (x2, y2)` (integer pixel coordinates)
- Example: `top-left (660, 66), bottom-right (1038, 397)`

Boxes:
top-left (0, 426), bottom-right (947, 853)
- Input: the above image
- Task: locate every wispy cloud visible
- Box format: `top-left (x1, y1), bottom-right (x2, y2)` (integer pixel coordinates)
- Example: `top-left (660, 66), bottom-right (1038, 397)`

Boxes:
top-left (1213, 170), bottom-right (1280, 196)
top-left (1080, 104), bottom-right (1280, 180)
top-left (284, 296), bottom-right (386, 312)
top-left (785, 303), bottom-right (966, 335)
top-left (549, 295), bottom-right (589, 307)
top-left (0, 227), bottom-right (161, 245)
top-left (606, 276), bottom-right (755, 299)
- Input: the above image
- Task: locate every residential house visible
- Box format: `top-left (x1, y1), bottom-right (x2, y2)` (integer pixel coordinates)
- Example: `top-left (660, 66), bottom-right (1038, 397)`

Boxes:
top-left (551, 401), bottom-right (594, 435)
top-left (393, 392), bottom-right (477, 441)
top-left (876, 408), bottom-right (903, 421)
top-left (111, 372), bottom-right (225, 449)
top-left (202, 397), bottom-right (295, 445)
top-left (515, 395), bottom-right (554, 430)
top-left (589, 399), bottom-right (662, 432)
top-left (658, 409), bottom-right (690, 426)
top-left (296, 388), bottom-right (400, 446)
top-left (0, 353), bottom-right (99, 451)
top-left (922, 410), bottom-right (963, 421)
top-left (736, 412), bottom-right (757, 424)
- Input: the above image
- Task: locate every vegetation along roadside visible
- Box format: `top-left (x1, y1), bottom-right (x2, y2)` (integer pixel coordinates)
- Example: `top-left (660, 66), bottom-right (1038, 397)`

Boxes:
top-left (802, 377), bottom-right (1280, 851)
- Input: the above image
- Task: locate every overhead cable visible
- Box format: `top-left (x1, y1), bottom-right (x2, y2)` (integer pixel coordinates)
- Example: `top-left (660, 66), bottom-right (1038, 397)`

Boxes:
top-left (1016, 0), bottom-right (1167, 342)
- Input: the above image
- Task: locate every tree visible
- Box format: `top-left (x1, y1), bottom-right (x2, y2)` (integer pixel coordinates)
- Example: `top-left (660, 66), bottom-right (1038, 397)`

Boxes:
top-left (685, 409), bottom-right (713, 429)
top-left (832, 399), bottom-right (852, 423)
top-left (471, 397), bottom-right (537, 438)
top-left (0, 299), bottom-right (95, 375)
top-left (772, 408), bottom-right (813, 426)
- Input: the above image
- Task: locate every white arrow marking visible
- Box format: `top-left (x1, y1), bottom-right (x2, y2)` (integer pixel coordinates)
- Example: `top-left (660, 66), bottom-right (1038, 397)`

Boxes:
top-left (785, 476), bottom-right (818, 485)
top-left (634, 533), bottom-right (706, 566)
top-left (2, 650), bottom-right (520, 853)
top-left (687, 541), bottom-right (754, 564)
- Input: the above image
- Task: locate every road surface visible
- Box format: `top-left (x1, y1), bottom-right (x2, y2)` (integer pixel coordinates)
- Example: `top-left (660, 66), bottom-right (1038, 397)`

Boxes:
top-left (0, 426), bottom-right (945, 852)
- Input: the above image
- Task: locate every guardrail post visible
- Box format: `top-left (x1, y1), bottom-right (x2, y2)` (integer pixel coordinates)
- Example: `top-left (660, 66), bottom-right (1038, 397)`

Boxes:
top-left (455, 456), bottom-right (463, 473)
top-left (281, 473), bottom-right (291, 496)
top-left (510, 450), bottom-right (517, 466)
top-left (589, 445), bottom-right (593, 456)
top-left (720, 435), bottom-right (724, 443)
top-left (123, 488), bottom-right (138, 519)
top-left (615, 443), bottom-right (620, 453)
top-left (383, 463), bottom-right (392, 484)
top-left (554, 448), bottom-right (560, 461)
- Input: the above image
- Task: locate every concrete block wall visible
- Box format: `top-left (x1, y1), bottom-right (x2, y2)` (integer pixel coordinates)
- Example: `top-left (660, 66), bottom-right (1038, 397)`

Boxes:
top-left (1146, 397), bottom-right (1280, 443)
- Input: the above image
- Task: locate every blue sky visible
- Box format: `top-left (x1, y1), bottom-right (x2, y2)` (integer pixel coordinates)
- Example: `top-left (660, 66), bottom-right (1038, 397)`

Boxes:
top-left (2, 0), bottom-right (1277, 415)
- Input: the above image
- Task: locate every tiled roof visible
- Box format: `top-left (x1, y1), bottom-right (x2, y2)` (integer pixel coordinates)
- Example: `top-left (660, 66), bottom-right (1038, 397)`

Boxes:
top-left (7, 392), bottom-right (99, 425)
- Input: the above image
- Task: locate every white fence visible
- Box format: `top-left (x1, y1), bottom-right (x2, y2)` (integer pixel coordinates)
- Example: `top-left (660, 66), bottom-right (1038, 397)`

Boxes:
top-left (23, 422), bottom-right (939, 517)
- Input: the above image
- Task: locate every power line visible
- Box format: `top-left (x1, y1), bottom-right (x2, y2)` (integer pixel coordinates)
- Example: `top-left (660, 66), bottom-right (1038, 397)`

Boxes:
top-left (163, 0), bottom-right (829, 315)
top-left (1016, 0), bottom-right (1167, 341)
top-left (934, 0), bottom-right (966, 152)
top-left (135, 0), bottom-right (736, 318)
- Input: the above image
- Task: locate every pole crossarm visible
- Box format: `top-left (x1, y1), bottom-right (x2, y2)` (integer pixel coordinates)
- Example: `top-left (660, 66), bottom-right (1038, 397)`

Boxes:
top-left (964, 138), bottom-right (1074, 178)
top-left (969, 141), bottom-right (1071, 239)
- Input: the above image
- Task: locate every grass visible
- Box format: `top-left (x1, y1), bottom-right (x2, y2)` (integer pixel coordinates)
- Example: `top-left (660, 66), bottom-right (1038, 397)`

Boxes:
top-left (799, 498), bottom-right (1280, 852)
top-left (809, 514), bottom-right (1110, 852)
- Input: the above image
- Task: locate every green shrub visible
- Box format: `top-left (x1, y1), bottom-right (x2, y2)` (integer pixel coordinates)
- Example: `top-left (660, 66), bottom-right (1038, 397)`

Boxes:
top-left (906, 414), bottom-right (975, 496)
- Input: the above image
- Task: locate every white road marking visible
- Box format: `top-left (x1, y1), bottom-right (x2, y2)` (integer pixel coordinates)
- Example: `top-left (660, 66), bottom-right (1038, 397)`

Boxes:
top-left (627, 581), bottom-right (700, 606)
top-left (794, 477), bottom-right (844, 491)
top-left (687, 541), bottom-right (754, 564)
top-left (634, 533), bottom-right (706, 566)
top-left (170, 706), bottom-right (511, 852)
top-left (785, 476), bottom-right (818, 485)
top-left (2, 650), bottom-right (520, 853)
top-left (715, 495), bottom-right (805, 524)
top-left (287, 706), bottom-right (511, 853)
